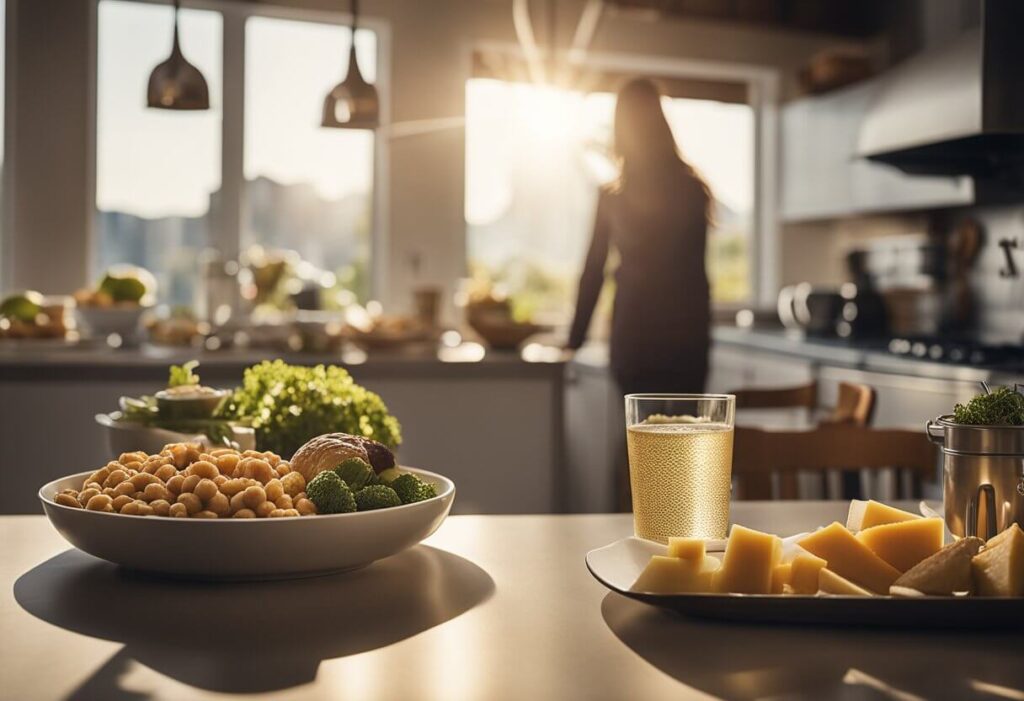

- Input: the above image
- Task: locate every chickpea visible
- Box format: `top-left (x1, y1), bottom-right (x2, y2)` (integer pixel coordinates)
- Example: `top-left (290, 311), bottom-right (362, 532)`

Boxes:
top-left (265, 479), bottom-right (284, 503)
top-left (242, 450), bottom-right (263, 459)
top-left (143, 482), bottom-right (169, 503)
top-left (78, 487), bottom-right (100, 505)
top-left (220, 478), bottom-right (247, 498)
top-left (150, 499), bottom-right (171, 517)
top-left (275, 464), bottom-right (291, 477)
top-left (181, 474), bottom-right (201, 494)
top-left (170, 443), bottom-right (191, 469)
top-left (119, 451), bottom-right (147, 465)
top-left (86, 468), bottom-right (110, 486)
top-left (176, 492), bottom-right (202, 515)
top-left (232, 508), bottom-right (256, 518)
top-left (251, 460), bottom-right (275, 484)
top-left (187, 461), bottom-right (219, 480)
top-left (83, 481), bottom-right (103, 493)
top-left (120, 500), bottom-right (140, 515)
top-left (113, 481), bottom-right (136, 498)
top-left (229, 491), bottom-right (247, 513)
top-left (255, 501), bottom-right (276, 518)
top-left (155, 464), bottom-right (178, 483)
top-left (129, 472), bottom-right (158, 491)
top-left (122, 461), bottom-right (143, 473)
top-left (102, 487), bottom-right (116, 496)
top-left (274, 494), bottom-right (293, 510)
top-left (296, 498), bottom-right (317, 515)
top-left (268, 508), bottom-right (287, 518)
top-left (213, 474), bottom-right (228, 487)
top-left (112, 494), bottom-right (134, 511)
top-left (197, 453), bottom-right (215, 464)
top-left (216, 453), bottom-right (240, 476)
top-left (294, 492), bottom-right (307, 501)
top-left (242, 485), bottom-right (267, 510)
top-left (103, 469), bottom-right (128, 488)
top-left (169, 502), bottom-right (188, 518)
top-left (280, 472), bottom-right (305, 498)
top-left (166, 474), bottom-right (186, 495)
top-left (85, 494), bottom-right (114, 512)
top-left (193, 510), bottom-right (218, 519)
top-left (207, 492), bottom-right (231, 517)
top-left (136, 503), bottom-right (154, 516)
top-left (209, 447), bottom-right (235, 457)
top-left (55, 493), bottom-right (82, 508)
top-left (194, 478), bottom-right (219, 503)
top-left (282, 509), bottom-right (299, 518)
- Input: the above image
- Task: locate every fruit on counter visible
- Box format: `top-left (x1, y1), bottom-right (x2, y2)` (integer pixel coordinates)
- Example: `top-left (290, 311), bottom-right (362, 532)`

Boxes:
top-left (334, 457), bottom-right (378, 491)
top-left (391, 473), bottom-right (438, 505)
top-left (354, 484), bottom-right (402, 511)
top-left (306, 471), bottom-right (357, 514)
top-left (632, 554), bottom-right (721, 594)
top-left (797, 523), bottom-right (900, 594)
top-left (953, 385), bottom-right (1024, 426)
top-left (0, 290), bottom-right (44, 322)
top-left (290, 434), bottom-right (370, 483)
top-left (890, 537), bottom-right (984, 596)
top-left (75, 265), bottom-right (157, 307)
top-left (818, 568), bottom-right (874, 596)
top-left (972, 524), bottom-right (1024, 597)
top-left (854, 518), bottom-right (945, 572)
top-left (218, 361), bottom-right (402, 458)
top-left (788, 552), bottom-right (828, 595)
top-left (845, 499), bottom-right (920, 531)
top-left (713, 525), bottom-right (782, 594)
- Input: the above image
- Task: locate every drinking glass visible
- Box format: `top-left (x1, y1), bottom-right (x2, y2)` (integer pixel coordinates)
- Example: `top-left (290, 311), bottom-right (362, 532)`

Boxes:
top-left (625, 394), bottom-right (736, 542)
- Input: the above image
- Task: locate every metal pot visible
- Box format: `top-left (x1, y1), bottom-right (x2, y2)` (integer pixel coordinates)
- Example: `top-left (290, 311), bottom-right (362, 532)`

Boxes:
top-left (926, 416), bottom-right (1024, 539)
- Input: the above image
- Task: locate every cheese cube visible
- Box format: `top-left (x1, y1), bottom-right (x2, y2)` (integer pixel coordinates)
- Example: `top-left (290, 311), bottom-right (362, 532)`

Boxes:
top-left (818, 567), bottom-right (874, 596)
top-left (713, 525), bottom-right (782, 594)
top-left (891, 536), bottom-right (984, 596)
top-left (789, 552), bottom-right (828, 595)
top-left (667, 537), bottom-right (705, 560)
top-left (771, 563), bottom-right (792, 594)
top-left (855, 517), bottom-right (945, 572)
top-left (972, 524), bottom-right (1024, 597)
top-left (797, 522), bottom-right (900, 594)
top-left (846, 499), bottom-right (920, 531)
top-left (632, 555), bottom-right (720, 594)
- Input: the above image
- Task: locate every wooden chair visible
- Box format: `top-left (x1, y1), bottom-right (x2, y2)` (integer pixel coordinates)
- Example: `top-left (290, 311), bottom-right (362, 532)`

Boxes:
top-left (731, 423), bottom-right (937, 500)
top-left (729, 381), bottom-right (891, 499)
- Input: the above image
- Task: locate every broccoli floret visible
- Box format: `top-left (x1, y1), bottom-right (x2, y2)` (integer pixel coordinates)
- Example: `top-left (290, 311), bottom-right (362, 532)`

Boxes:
top-left (391, 473), bottom-right (437, 504)
top-left (355, 484), bottom-right (402, 511)
top-left (333, 457), bottom-right (378, 491)
top-left (377, 467), bottom-right (402, 485)
top-left (306, 471), bottom-right (356, 514)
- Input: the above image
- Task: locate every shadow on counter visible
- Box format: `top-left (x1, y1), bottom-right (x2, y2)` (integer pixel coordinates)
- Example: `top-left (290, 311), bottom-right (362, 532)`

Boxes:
top-left (601, 592), bottom-right (1024, 701)
top-left (15, 545), bottom-right (494, 698)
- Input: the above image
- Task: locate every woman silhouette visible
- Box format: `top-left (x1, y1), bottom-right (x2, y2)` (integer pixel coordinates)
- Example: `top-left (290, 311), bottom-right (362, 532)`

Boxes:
top-left (568, 78), bottom-right (713, 396)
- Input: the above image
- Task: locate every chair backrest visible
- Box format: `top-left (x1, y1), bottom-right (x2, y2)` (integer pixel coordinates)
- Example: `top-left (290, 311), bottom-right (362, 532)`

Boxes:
top-left (732, 424), bottom-right (936, 499)
top-left (732, 382), bottom-right (818, 412)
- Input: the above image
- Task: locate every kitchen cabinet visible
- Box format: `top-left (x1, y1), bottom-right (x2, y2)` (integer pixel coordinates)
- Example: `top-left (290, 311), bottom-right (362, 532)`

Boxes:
top-left (780, 82), bottom-right (973, 221)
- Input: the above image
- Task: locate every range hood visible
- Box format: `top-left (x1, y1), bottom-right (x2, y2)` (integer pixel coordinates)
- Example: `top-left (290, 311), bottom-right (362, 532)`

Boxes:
top-left (858, 0), bottom-right (1024, 177)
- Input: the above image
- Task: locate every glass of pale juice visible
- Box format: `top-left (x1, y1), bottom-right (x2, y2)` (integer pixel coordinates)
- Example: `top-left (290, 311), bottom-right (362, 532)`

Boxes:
top-left (625, 394), bottom-right (736, 542)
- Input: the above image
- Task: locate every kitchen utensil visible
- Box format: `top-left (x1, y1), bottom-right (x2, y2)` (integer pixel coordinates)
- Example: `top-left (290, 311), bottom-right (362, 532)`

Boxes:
top-left (40, 466), bottom-right (454, 579)
top-left (926, 415), bottom-right (1024, 539)
top-left (586, 537), bottom-right (1024, 628)
top-left (792, 283), bottom-right (843, 337)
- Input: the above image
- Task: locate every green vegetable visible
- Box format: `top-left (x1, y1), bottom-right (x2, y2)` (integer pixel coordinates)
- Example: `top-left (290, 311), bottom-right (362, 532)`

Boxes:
top-left (391, 473), bottom-right (437, 504)
top-left (953, 385), bottom-right (1024, 426)
top-left (218, 360), bottom-right (402, 458)
top-left (334, 457), bottom-right (377, 491)
top-left (168, 360), bottom-right (201, 388)
top-left (355, 485), bottom-right (401, 511)
top-left (306, 471), bottom-right (356, 514)
top-left (0, 291), bottom-right (43, 323)
top-left (99, 271), bottom-right (148, 303)
top-left (377, 467), bottom-right (402, 485)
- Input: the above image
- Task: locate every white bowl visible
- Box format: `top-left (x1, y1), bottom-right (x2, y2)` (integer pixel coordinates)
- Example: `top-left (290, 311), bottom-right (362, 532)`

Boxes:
top-left (75, 305), bottom-right (147, 340)
top-left (39, 467), bottom-right (455, 580)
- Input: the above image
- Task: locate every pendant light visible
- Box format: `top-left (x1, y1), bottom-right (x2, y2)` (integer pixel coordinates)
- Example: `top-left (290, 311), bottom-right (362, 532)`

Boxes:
top-left (147, 0), bottom-right (210, 111)
top-left (322, 0), bottom-right (379, 129)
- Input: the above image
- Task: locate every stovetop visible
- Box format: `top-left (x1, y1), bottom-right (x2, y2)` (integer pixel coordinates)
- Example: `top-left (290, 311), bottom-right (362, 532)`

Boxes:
top-left (886, 337), bottom-right (1024, 368)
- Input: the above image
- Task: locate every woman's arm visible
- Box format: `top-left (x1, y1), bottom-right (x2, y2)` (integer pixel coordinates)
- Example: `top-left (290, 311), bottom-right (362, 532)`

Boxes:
top-left (567, 191), bottom-right (611, 350)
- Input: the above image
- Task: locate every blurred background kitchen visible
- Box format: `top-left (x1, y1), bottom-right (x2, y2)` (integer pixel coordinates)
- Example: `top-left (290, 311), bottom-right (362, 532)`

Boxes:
top-left (1, 0), bottom-right (1022, 515)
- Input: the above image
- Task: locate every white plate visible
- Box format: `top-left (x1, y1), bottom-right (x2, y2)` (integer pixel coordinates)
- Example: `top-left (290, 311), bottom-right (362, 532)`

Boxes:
top-left (40, 467), bottom-right (455, 580)
top-left (586, 537), bottom-right (1024, 628)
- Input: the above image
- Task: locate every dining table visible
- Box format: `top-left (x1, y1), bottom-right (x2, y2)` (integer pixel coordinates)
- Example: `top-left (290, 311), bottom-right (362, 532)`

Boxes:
top-left (3, 502), bottom-right (1022, 701)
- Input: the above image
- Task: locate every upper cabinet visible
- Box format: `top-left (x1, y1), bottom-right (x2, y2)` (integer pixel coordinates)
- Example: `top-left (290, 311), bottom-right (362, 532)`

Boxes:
top-left (780, 81), bottom-right (974, 222)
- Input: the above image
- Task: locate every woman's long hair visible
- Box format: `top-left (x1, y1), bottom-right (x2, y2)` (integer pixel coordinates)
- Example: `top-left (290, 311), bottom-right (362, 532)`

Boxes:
top-left (612, 78), bottom-right (712, 221)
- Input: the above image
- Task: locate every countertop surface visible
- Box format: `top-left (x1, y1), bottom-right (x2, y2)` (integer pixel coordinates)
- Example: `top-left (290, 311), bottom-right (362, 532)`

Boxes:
top-left (4, 506), bottom-right (1022, 701)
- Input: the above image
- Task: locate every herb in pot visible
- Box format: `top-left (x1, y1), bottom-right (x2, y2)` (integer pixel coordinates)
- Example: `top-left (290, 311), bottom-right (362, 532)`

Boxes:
top-left (952, 385), bottom-right (1024, 426)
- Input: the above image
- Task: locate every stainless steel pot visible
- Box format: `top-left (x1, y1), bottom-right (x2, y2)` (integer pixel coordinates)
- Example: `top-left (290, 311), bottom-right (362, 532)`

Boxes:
top-left (926, 415), bottom-right (1024, 539)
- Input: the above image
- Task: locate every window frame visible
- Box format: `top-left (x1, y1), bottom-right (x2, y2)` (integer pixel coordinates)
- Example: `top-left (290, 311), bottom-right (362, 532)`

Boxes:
top-left (467, 42), bottom-right (780, 310)
top-left (88, 0), bottom-right (391, 300)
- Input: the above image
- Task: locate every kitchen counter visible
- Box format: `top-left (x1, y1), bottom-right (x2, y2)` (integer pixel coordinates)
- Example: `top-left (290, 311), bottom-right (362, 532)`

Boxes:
top-left (4, 507), bottom-right (1022, 701)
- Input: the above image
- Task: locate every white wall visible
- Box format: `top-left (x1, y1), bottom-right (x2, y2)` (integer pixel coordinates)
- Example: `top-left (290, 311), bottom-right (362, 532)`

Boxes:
top-left (3, 0), bottom-right (865, 310)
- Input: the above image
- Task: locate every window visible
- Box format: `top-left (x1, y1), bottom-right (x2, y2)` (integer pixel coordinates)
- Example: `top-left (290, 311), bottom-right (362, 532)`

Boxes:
top-left (95, 0), bottom-right (222, 307)
top-left (244, 18), bottom-right (377, 301)
top-left (94, 2), bottom-right (378, 309)
top-left (465, 77), bottom-right (755, 325)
